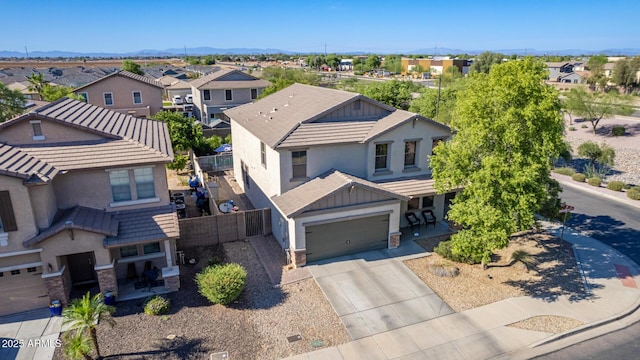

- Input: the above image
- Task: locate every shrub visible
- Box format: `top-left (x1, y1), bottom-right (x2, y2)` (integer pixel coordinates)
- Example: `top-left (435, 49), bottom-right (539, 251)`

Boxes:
top-left (571, 173), bottom-right (586, 182)
top-left (611, 126), bottom-right (626, 136)
top-left (144, 295), bottom-right (170, 315)
top-left (195, 263), bottom-right (247, 305)
top-left (428, 261), bottom-right (459, 277)
top-left (587, 177), bottom-right (602, 187)
top-left (581, 124), bottom-right (588, 128)
top-left (568, 126), bottom-right (577, 131)
top-left (433, 240), bottom-right (474, 263)
top-left (628, 187), bottom-right (640, 201)
top-left (606, 181), bottom-right (625, 191)
top-left (553, 167), bottom-right (575, 176)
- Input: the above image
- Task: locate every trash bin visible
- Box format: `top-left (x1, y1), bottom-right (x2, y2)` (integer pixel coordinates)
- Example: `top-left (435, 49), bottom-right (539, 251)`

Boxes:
top-left (49, 300), bottom-right (62, 316)
top-left (104, 291), bottom-right (115, 306)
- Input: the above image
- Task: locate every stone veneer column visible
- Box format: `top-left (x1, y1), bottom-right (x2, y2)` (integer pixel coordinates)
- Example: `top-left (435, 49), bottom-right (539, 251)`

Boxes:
top-left (389, 232), bottom-right (401, 249)
top-left (162, 267), bottom-right (181, 291)
top-left (42, 266), bottom-right (71, 306)
top-left (95, 262), bottom-right (118, 297)
top-left (290, 249), bottom-right (307, 268)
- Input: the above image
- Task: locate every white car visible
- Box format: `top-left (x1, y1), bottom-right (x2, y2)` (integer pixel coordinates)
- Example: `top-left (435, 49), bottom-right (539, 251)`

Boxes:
top-left (172, 95), bottom-right (183, 105)
top-left (184, 94), bottom-right (193, 104)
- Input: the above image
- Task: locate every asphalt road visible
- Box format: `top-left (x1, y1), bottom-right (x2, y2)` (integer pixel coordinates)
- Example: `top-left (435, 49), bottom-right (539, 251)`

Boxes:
top-left (536, 185), bottom-right (640, 359)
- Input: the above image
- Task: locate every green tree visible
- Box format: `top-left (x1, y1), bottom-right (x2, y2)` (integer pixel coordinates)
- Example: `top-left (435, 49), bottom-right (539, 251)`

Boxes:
top-left (586, 54), bottom-right (608, 91)
top-left (41, 84), bottom-right (84, 102)
top-left (430, 58), bottom-right (565, 265)
top-left (325, 54), bottom-right (340, 70)
top-left (0, 82), bottom-right (26, 122)
top-left (563, 88), bottom-right (634, 133)
top-left (203, 55), bottom-right (216, 65)
top-left (577, 141), bottom-right (615, 168)
top-left (469, 52), bottom-right (504, 74)
top-left (62, 292), bottom-right (115, 359)
top-left (63, 330), bottom-right (93, 360)
top-left (26, 73), bottom-right (47, 97)
top-left (356, 80), bottom-right (420, 110)
top-left (612, 57), bottom-right (640, 93)
top-left (439, 65), bottom-right (463, 86)
top-left (151, 110), bottom-right (198, 152)
top-left (122, 60), bottom-right (143, 75)
top-left (383, 55), bottom-right (404, 74)
top-left (365, 54), bottom-right (381, 69)
top-left (409, 85), bottom-right (460, 125)
top-left (259, 68), bottom-right (320, 98)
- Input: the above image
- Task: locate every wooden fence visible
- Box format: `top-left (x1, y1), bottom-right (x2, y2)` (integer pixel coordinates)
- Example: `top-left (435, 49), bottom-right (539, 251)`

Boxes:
top-left (177, 208), bottom-right (271, 248)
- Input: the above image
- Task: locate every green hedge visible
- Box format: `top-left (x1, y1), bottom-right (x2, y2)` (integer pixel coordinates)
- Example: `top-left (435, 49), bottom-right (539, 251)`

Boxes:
top-left (195, 263), bottom-right (247, 305)
top-left (628, 187), bottom-right (640, 201)
top-left (571, 173), bottom-right (587, 182)
top-left (587, 177), bottom-right (602, 187)
top-left (553, 167), bottom-right (576, 176)
top-left (144, 295), bottom-right (170, 315)
top-left (606, 181), bottom-right (625, 192)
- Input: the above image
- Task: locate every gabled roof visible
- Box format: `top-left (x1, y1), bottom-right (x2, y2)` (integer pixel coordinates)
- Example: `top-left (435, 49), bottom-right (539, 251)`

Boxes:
top-left (23, 206), bottom-right (119, 247)
top-left (272, 169), bottom-right (408, 217)
top-left (189, 68), bottom-right (270, 90)
top-left (0, 143), bottom-right (60, 183)
top-left (157, 75), bottom-right (182, 87)
top-left (104, 204), bottom-right (179, 247)
top-left (74, 70), bottom-right (163, 91)
top-left (375, 175), bottom-right (438, 197)
top-left (545, 62), bottom-right (571, 68)
top-left (166, 79), bottom-right (192, 90)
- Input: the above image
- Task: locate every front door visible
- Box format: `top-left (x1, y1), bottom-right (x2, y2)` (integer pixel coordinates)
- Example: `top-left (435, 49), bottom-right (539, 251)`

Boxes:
top-left (67, 252), bottom-right (96, 285)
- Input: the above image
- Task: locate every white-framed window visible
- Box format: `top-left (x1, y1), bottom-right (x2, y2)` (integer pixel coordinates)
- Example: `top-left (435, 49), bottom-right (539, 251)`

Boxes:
top-left (103, 92), bottom-right (114, 106)
top-left (203, 89), bottom-right (211, 101)
top-left (250, 88), bottom-right (258, 100)
top-left (30, 120), bottom-right (45, 141)
top-left (134, 168), bottom-right (156, 199)
top-left (78, 92), bottom-right (88, 102)
top-left (132, 91), bottom-right (142, 104)
top-left (292, 150), bottom-right (307, 179)
top-left (225, 89), bottom-right (233, 101)
top-left (260, 142), bottom-right (267, 168)
top-left (109, 170), bottom-right (132, 202)
top-left (404, 141), bottom-right (417, 167)
top-left (375, 143), bottom-right (389, 171)
top-left (119, 245), bottom-right (138, 258)
top-left (143, 242), bottom-right (161, 254)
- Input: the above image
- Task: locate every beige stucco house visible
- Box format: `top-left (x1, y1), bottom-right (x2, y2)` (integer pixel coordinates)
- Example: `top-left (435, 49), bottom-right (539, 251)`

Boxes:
top-left (0, 97), bottom-right (180, 316)
top-left (225, 84), bottom-right (454, 267)
top-left (73, 70), bottom-right (164, 118)
top-left (191, 69), bottom-right (270, 124)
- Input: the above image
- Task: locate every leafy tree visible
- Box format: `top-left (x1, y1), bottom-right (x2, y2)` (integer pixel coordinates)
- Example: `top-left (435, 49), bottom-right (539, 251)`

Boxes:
top-left (586, 54), bottom-right (608, 91)
top-left (0, 82), bottom-right (26, 122)
top-left (612, 57), bottom-right (640, 93)
top-left (439, 65), bottom-right (463, 86)
top-left (365, 54), bottom-right (381, 69)
top-left (562, 88), bottom-right (633, 133)
top-left (122, 60), bottom-right (143, 75)
top-left (223, 134), bottom-right (232, 144)
top-left (151, 110), bottom-right (197, 152)
top-left (62, 292), bottom-right (115, 359)
top-left (41, 84), bottom-right (84, 102)
top-left (325, 54), bottom-right (340, 70)
top-left (259, 68), bottom-right (320, 98)
top-left (469, 52), bottom-right (504, 74)
top-left (577, 141), bottom-right (615, 168)
top-left (410, 86), bottom-right (459, 125)
top-left (167, 154), bottom-right (188, 171)
top-left (203, 55), bottom-right (216, 65)
top-left (356, 80), bottom-right (420, 110)
top-left (383, 55), bottom-right (404, 74)
top-left (430, 58), bottom-right (565, 265)
top-left (26, 73), bottom-right (47, 97)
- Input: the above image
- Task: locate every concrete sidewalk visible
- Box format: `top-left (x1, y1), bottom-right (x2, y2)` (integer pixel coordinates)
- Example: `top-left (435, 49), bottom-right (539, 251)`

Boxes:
top-left (0, 308), bottom-right (63, 360)
top-left (283, 222), bottom-right (640, 360)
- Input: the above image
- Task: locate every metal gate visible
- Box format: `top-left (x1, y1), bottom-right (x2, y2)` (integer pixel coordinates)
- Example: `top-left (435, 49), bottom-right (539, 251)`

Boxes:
top-left (245, 209), bottom-right (264, 237)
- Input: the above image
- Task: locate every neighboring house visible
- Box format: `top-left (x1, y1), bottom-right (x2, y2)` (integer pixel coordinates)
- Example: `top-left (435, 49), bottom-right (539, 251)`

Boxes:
top-left (7, 81), bottom-right (41, 100)
top-left (558, 72), bottom-right (586, 84)
top-left (0, 98), bottom-right (179, 316)
top-left (202, 119), bottom-right (231, 138)
top-left (190, 69), bottom-right (270, 124)
top-left (225, 83), bottom-right (453, 267)
top-left (603, 62), bottom-right (616, 78)
top-left (402, 57), bottom-right (471, 75)
top-left (166, 79), bottom-right (193, 101)
top-left (545, 62), bottom-right (574, 80)
top-left (73, 70), bottom-right (164, 118)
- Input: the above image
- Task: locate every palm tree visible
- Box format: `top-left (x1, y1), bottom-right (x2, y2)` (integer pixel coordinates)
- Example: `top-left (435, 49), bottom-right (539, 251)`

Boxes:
top-left (62, 292), bottom-right (115, 359)
top-left (63, 330), bottom-right (93, 360)
top-left (510, 250), bottom-right (537, 272)
top-left (25, 73), bottom-right (47, 98)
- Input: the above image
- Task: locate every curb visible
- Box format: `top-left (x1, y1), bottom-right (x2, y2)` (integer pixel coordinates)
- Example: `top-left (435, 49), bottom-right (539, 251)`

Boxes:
top-left (552, 174), bottom-right (640, 210)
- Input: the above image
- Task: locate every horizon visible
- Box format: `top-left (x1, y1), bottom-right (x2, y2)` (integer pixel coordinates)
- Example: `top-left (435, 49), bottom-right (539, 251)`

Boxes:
top-left (2, 0), bottom-right (639, 54)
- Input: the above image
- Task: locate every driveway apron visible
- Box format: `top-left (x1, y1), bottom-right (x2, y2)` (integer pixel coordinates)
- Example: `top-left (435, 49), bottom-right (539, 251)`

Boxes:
top-left (308, 244), bottom-right (453, 340)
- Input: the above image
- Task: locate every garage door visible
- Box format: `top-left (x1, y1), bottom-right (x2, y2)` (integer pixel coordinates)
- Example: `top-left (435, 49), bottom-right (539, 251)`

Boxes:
top-left (0, 267), bottom-right (49, 316)
top-left (305, 214), bottom-right (389, 262)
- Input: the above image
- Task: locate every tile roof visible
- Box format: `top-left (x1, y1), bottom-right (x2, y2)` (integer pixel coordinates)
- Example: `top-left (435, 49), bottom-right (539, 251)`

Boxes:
top-left (23, 206), bottom-right (119, 247)
top-left (272, 169), bottom-right (408, 217)
top-left (73, 70), bottom-right (163, 91)
top-left (167, 79), bottom-right (192, 90)
top-left (278, 120), bottom-right (376, 148)
top-left (0, 143), bottom-right (60, 183)
top-left (189, 69), bottom-right (270, 89)
top-left (104, 204), bottom-right (179, 247)
top-left (375, 175), bottom-right (438, 197)
top-left (157, 75), bottom-right (181, 87)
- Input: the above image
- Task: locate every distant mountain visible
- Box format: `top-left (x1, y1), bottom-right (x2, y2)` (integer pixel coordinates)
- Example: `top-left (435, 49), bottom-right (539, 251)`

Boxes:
top-left (1, 47), bottom-right (639, 58)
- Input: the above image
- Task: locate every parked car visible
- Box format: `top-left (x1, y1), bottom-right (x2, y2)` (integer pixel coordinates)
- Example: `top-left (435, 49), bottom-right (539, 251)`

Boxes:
top-left (172, 95), bottom-right (183, 105)
top-left (184, 94), bottom-right (193, 104)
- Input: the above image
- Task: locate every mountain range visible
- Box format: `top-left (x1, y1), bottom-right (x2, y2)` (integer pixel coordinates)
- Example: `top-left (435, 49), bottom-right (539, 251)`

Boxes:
top-left (2, 47), bottom-right (640, 58)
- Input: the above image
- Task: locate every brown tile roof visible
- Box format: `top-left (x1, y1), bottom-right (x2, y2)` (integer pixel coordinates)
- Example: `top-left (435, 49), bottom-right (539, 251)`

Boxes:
top-left (0, 143), bottom-right (59, 183)
top-left (104, 204), bottom-right (179, 247)
top-left (23, 206), bottom-right (119, 247)
top-left (278, 120), bottom-right (377, 148)
top-left (375, 175), bottom-right (438, 197)
top-left (73, 70), bottom-right (163, 91)
top-left (190, 69), bottom-right (270, 90)
top-left (166, 79), bottom-right (192, 90)
top-left (157, 75), bottom-right (181, 87)
top-left (272, 169), bottom-right (408, 217)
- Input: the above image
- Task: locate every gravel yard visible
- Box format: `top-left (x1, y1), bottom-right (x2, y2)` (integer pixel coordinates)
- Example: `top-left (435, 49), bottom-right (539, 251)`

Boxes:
top-left (53, 241), bottom-right (348, 360)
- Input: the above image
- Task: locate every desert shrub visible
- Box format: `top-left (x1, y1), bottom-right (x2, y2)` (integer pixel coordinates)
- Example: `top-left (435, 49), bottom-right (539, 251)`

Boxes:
top-left (568, 126), bottom-right (576, 131)
top-left (581, 124), bottom-right (588, 128)
top-left (195, 263), bottom-right (247, 305)
top-left (628, 187), bottom-right (640, 200)
top-left (434, 240), bottom-right (476, 263)
top-left (144, 295), bottom-right (170, 315)
top-left (611, 126), bottom-right (626, 136)
top-left (428, 261), bottom-right (459, 277)
top-left (553, 167), bottom-right (575, 176)
top-left (571, 173), bottom-right (586, 182)
top-left (606, 181), bottom-right (625, 191)
top-left (587, 177), bottom-right (602, 187)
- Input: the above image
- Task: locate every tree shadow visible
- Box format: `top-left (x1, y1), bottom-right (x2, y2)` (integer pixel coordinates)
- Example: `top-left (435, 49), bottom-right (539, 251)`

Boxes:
top-left (594, 122), bottom-right (640, 137)
top-left (103, 336), bottom-right (207, 359)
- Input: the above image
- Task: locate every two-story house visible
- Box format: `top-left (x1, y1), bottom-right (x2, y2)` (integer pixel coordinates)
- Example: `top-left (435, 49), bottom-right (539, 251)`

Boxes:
top-left (73, 70), bottom-right (164, 118)
top-left (225, 84), bottom-right (453, 267)
top-left (190, 69), bottom-right (270, 124)
top-left (0, 98), bottom-right (179, 316)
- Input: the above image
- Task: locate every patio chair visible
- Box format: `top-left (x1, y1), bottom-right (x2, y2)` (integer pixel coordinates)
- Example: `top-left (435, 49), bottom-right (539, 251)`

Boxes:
top-left (405, 212), bottom-right (421, 232)
top-left (421, 209), bottom-right (437, 228)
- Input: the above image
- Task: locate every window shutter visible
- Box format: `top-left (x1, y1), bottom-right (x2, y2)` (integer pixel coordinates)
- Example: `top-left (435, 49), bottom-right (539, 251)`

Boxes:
top-left (0, 191), bottom-right (17, 232)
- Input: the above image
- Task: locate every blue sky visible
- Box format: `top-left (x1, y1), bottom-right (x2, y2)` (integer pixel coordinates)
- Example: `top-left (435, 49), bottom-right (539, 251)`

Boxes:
top-left (2, 0), bottom-right (639, 54)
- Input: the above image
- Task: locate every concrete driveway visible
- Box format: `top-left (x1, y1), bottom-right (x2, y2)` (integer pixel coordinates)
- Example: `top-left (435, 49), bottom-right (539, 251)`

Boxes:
top-left (307, 242), bottom-right (453, 339)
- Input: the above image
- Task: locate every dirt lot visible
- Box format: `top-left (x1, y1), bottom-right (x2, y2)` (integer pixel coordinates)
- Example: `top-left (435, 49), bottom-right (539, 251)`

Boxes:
top-left (0, 59), bottom-right (186, 69)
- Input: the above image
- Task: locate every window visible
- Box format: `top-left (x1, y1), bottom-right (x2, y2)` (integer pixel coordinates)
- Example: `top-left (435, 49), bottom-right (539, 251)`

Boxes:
top-left (292, 150), bottom-right (307, 178)
top-left (407, 197), bottom-right (420, 210)
top-left (30, 120), bottom-right (44, 140)
top-left (422, 196), bottom-right (434, 208)
top-left (78, 92), bottom-right (88, 102)
top-left (375, 143), bottom-right (389, 170)
top-left (27, 267), bottom-right (37, 273)
top-left (260, 142), bottom-right (267, 168)
top-left (225, 89), bottom-right (233, 101)
top-left (11, 270), bottom-right (20, 275)
top-left (203, 89), bottom-right (211, 100)
top-left (143, 242), bottom-right (161, 254)
top-left (132, 91), bottom-right (142, 104)
top-left (404, 141), bottom-right (416, 167)
top-left (109, 170), bottom-right (132, 202)
top-left (250, 88), bottom-right (258, 100)
top-left (432, 137), bottom-right (446, 155)
top-left (103, 93), bottom-right (114, 106)
top-left (119, 245), bottom-right (138, 258)
top-left (0, 191), bottom-right (17, 232)
top-left (134, 168), bottom-right (155, 199)
top-left (0, 272), bottom-right (3, 277)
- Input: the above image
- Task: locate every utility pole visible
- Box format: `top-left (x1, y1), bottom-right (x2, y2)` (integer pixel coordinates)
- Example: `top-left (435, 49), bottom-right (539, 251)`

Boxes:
top-left (25, 46), bottom-right (31, 70)
top-left (435, 76), bottom-right (442, 121)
